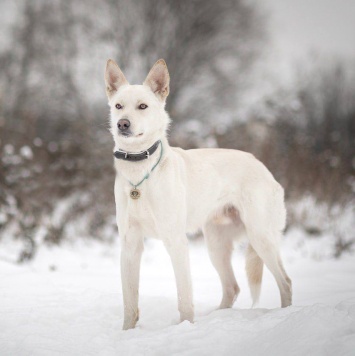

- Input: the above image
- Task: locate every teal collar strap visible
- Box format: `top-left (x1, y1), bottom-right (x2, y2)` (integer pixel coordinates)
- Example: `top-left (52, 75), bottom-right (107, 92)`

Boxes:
top-left (128, 140), bottom-right (163, 190)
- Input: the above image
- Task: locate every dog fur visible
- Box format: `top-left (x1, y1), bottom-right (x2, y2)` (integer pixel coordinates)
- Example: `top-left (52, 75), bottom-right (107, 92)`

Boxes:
top-left (104, 59), bottom-right (292, 330)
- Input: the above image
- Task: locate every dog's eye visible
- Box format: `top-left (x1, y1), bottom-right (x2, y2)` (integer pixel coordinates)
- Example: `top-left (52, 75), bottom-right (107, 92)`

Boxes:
top-left (115, 104), bottom-right (122, 110)
top-left (138, 104), bottom-right (148, 110)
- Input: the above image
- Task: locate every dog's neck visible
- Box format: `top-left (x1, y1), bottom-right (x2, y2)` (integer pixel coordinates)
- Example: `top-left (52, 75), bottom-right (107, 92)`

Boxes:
top-left (114, 136), bottom-right (170, 185)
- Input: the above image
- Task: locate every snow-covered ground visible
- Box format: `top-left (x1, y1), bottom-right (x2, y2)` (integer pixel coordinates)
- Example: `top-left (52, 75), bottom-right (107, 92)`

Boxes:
top-left (1, 232), bottom-right (355, 356)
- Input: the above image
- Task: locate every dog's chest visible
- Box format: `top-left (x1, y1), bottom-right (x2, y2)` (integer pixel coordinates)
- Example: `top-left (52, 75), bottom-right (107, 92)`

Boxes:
top-left (119, 183), bottom-right (162, 238)
top-left (115, 153), bottom-right (186, 237)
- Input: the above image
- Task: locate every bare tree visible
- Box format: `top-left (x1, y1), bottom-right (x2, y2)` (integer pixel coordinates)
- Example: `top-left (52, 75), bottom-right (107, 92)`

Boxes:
top-left (99, 0), bottom-right (267, 122)
top-left (1, 1), bottom-right (91, 141)
top-left (0, 0), bottom-right (267, 260)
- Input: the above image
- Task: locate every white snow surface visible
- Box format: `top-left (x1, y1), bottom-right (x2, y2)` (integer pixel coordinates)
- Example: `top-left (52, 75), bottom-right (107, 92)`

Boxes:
top-left (1, 234), bottom-right (355, 356)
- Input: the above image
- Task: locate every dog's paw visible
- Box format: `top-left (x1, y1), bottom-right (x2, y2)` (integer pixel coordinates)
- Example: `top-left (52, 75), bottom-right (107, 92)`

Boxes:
top-left (122, 317), bottom-right (138, 330)
top-left (122, 309), bottom-right (139, 330)
top-left (219, 284), bottom-right (240, 309)
top-left (180, 311), bottom-right (194, 324)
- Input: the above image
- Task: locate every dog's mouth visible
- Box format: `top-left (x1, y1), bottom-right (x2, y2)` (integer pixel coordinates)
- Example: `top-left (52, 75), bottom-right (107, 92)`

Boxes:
top-left (119, 132), bottom-right (144, 138)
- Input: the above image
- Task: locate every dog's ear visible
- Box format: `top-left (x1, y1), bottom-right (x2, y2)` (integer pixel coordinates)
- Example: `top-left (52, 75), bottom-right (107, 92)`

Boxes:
top-left (143, 59), bottom-right (170, 101)
top-left (105, 59), bottom-right (129, 99)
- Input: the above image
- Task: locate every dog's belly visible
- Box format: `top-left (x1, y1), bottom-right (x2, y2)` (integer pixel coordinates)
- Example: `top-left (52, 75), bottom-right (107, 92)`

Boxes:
top-left (185, 196), bottom-right (237, 233)
top-left (184, 178), bottom-right (238, 233)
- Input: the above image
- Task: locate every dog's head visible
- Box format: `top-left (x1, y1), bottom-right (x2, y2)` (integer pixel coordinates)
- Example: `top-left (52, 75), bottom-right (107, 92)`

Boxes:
top-left (105, 59), bottom-right (171, 151)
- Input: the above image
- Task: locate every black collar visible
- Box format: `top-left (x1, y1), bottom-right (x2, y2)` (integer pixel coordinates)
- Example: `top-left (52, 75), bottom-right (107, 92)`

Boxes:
top-left (113, 140), bottom-right (161, 162)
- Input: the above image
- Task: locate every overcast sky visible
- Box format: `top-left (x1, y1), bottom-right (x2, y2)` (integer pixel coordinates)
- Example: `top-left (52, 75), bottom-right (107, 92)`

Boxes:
top-left (263, 0), bottom-right (355, 60)
top-left (1, 1), bottom-right (354, 60)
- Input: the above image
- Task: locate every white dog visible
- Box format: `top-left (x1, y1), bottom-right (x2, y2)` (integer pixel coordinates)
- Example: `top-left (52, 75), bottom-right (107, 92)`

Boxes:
top-left (104, 59), bottom-right (292, 330)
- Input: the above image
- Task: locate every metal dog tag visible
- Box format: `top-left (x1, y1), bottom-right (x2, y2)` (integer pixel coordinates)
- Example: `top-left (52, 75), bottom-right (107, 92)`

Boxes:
top-left (130, 188), bottom-right (141, 199)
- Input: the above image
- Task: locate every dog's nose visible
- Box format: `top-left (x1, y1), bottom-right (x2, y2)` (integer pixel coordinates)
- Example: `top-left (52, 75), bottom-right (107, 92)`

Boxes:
top-left (117, 119), bottom-right (130, 131)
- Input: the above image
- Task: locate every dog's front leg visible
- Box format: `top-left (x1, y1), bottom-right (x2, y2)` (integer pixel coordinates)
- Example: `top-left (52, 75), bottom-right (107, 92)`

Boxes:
top-left (164, 235), bottom-right (194, 324)
top-left (120, 228), bottom-right (144, 330)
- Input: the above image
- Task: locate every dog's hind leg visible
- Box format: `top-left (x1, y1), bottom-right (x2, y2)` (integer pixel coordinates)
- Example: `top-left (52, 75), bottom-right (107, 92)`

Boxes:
top-left (249, 235), bottom-right (292, 307)
top-left (243, 220), bottom-right (292, 307)
top-left (203, 219), bottom-right (240, 309)
top-left (240, 183), bottom-right (292, 307)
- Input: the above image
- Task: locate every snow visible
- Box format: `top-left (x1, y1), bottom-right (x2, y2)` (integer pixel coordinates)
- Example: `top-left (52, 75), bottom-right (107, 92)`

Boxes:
top-left (19, 146), bottom-right (33, 160)
top-left (0, 234), bottom-right (355, 356)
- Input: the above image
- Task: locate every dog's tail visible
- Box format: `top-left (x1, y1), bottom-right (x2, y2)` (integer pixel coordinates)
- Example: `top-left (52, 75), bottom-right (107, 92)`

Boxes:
top-left (245, 244), bottom-right (264, 307)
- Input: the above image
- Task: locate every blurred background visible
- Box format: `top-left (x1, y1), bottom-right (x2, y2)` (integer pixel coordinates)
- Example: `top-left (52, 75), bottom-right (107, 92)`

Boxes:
top-left (0, 0), bottom-right (354, 262)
